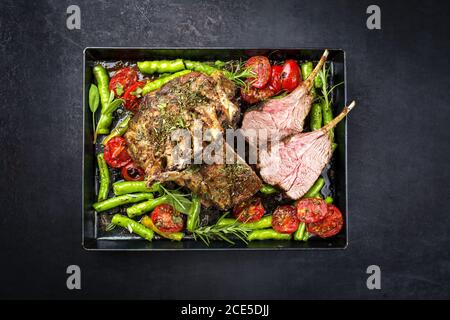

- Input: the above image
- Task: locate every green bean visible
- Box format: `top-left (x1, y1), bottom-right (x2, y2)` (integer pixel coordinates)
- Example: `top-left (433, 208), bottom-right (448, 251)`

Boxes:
top-left (184, 60), bottom-right (220, 75)
top-left (96, 153), bottom-right (110, 201)
top-left (248, 229), bottom-right (291, 241)
top-left (93, 193), bottom-right (154, 212)
top-left (332, 143), bottom-right (337, 152)
top-left (141, 216), bottom-right (184, 241)
top-left (111, 214), bottom-right (154, 241)
top-left (102, 114), bottom-right (131, 146)
top-left (126, 195), bottom-right (169, 218)
top-left (325, 196), bottom-right (334, 204)
top-left (301, 61), bottom-right (322, 90)
top-left (92, 65), bottom-right (110, 111)
top-left (294, 222), bottom-right (306, 241)
top-left (186, 194), bottom-right (201, 232)
top-left (217, 215), bottom-right (273, 230)
top-left (310, 103), bottom-right (323, 131)
top-left (113, 181), bottom-right (160, 196)
top-left (142, 70), bottom-right (191, 95)
top-left (303, 177), bottom-right (325, 198)
top-left (259, 184), bottom-right (278, 195)
top-left (303, 231), bottom-right (309, 241)
top-left (301, 62), bottom-right (313, 80)
top-left (137, 59), bottom-right (186, 74)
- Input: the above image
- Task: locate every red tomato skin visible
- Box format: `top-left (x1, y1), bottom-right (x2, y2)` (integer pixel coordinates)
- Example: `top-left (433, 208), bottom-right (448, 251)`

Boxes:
top-left (123, 81), bottom-right (145, 111)
top-left (233, 197), bottom-right (265, 223)
top-left (103, 136), bottom-right (132, 168)
top-left (296, 198), bottom-right (329, 223)
top-left (240, 79), bottom-right (275, 104)
top-left (307, 204), bottom-right (344, 238)
top-left (246, 56), bottom-right (271, 89)
top-left (281, 60), bottom-right (302, 92)
top-left (109, 68), bottom-right (138, 97)
top-left (121, 162), bottom-right (145, 181)
top-left (271, 205), bottom-right (299, 234)
top-left (268, 65), bottom-right (283, 93)
top-left (151, 204), bottom-right (184, 233)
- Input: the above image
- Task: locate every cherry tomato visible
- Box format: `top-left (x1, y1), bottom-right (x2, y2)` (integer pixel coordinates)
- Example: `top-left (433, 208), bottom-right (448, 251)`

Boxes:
top-left (103, 136), bottom-right (132, 168)
top-left (109, 68), bottom-right (138, 97)
top-left (307, 204), bottom-right (344, 238)
top-left (271, 205), bottom-right (299, 234)
top-left (268, 65), bottom-right (283, 93)
top-left (151, 204), bottom-right (184, 233)
top-left (123, 81), bottom-right (145, 111)
top-left (233, 197), bottom-right (265, 223)
top-left (240, 80), bottom-right (275, 104)
top-left (121, 162), bottom-right (145, 181)
top-left (281, 60), bottom-right (302, 92)
top-left (246, 56), bottom-right (271, 89)
top-left (296, 198), bottom-right (329, 223)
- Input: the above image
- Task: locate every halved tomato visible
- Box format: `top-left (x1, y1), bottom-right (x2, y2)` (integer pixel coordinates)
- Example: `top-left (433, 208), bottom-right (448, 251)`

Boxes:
top-left (296, 198), bottom-right (328, 223)
top-left (233, 197), bottom-right (265, 223)
top-left (109, 67), bottom-right (138, 97)
top-left (151, 204), bottom-right (184, 233)
top-left (121, 162), bottom-right (145, 181)
top-left (272, 205), bottom-right (299, 234)
top-left (123, 81), bottom-right (145, 111)
top-left (103, 136), bottom-right (132, 168)
top-left (246, 56), bottom-right (271, 88)
top-left (307, 204), bottom-right (343, 238)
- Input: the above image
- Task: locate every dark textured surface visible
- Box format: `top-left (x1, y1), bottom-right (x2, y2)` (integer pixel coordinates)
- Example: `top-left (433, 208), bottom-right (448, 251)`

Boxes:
top-left (1, 0), bottom-right (449, 299)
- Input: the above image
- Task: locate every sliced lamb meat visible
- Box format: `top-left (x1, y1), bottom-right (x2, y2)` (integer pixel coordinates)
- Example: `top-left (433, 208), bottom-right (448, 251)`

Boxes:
top-left (259, 101), bottom-right (356, 199)
top-left (241, 50), bottom-right (329, 140)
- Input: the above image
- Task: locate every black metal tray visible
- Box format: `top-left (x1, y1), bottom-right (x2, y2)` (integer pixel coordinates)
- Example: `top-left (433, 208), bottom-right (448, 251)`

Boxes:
top-left (82, 48), bottom-right (348, 250)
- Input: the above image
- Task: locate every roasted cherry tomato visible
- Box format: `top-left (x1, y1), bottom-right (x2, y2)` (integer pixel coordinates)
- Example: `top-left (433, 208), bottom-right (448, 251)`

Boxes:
top-left (233, 197), bottom-right (265, 223)
top-left (246, 56), bottom-right (271, 89)
top-left (109, 67), bottom-right (138, 97)
top-left (296, 198), bottom-right (329, 223)
top-left (272, 205), bottom-right (299, 234)
top-left (103, 136), bottom-right (132, 168)
top-left (151, 204), bottom-right (184, 233)
top-left (240, 80), bottom-right (275, 104)
top-left (307, 204), bottom-right (343, 238)
top-left (123, 81), bottom-right (145, 111)
top-left (268, 65), bottom-right (283, 93)
top-left (121, 162), bottom-right (145, 181)
top-left (281, 60), bottom-right (302, 92)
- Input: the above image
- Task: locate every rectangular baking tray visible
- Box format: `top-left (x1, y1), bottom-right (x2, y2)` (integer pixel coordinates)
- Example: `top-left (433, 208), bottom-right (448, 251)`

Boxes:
top-left (82, 48), bottom-right (347, 250)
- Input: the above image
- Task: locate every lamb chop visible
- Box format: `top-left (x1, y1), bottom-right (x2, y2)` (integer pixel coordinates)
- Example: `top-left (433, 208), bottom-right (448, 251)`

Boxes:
top-left (125, 71), bottom-right (262, 209)
top-left (241, 50), bottom-right (329, 140)
top-left (259, 101), bottom-right (356, 199)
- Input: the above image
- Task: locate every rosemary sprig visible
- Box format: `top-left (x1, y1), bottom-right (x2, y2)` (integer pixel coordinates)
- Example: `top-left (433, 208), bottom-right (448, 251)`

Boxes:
top-left (192, 214), bottom-right (252, 246)
top-left (221, 60), bottom-right (255, 89)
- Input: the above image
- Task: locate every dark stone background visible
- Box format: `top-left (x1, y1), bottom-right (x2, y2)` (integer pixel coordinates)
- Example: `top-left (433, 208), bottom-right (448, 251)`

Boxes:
top-left (1, 0), bottom-right (449, 299)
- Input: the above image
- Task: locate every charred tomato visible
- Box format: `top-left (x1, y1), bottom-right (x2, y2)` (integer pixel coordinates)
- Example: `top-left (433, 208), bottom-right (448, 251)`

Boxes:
top-left (307, 204), bottom-right (344, 238)
top-left (103, 136), bottom-right (132, 168)
top-left (109, 67), bottom-right (138, 97)
top-left (246, 56), bottom-right (271, 89)
top-left (271, 205), bottom-right (299, 234)
top-left (121, 162), bottom-right (145, 181)
top-left (123, 81), bottom-right (145, 111)
top-left (151, 204), bottom-right (184, 233)
top-left (233, 197), bottom-right (265, 223)
top-left (268, 65), bottom-right (283, 93)
top-left (296, 198), bottom-right (329, 223)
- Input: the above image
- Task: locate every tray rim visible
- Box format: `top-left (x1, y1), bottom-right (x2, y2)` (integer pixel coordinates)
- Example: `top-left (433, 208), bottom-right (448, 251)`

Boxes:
top-left (82, 47), bottom-right (348, 251)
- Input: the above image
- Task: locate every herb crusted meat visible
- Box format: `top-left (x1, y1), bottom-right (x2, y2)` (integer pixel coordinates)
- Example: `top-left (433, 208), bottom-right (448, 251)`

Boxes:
top-left (125, 71), bottom-right (262, 209)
